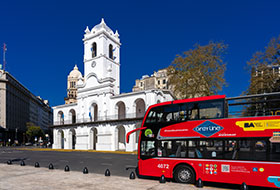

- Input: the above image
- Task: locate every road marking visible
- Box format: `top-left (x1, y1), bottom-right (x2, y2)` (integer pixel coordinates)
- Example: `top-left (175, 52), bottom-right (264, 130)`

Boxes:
top-left (101, 163), bottom-right (112, 166)
top-left (59, 160), bottom-right (69, 162)
top-left (125, 158), bottom-right (134, 161)
top-left (102, 157), bottom-right (112, 160)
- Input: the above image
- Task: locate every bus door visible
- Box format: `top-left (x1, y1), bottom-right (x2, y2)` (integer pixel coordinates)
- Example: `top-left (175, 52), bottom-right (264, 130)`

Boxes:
top-left (139, 140), bottom-right (164, 177)
top-left (139, 140), bottom-right (177, 178)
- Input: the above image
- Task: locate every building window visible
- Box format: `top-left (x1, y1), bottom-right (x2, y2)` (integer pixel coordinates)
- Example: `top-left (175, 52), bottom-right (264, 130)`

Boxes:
top-left (92, 42), bottom-right (97, 58)
top-left (158, 80), bottom-right (160, 85)
top-left (163, 79), bottom-right (166, 84)
top-left (109, 44), bottom-right (113, 59)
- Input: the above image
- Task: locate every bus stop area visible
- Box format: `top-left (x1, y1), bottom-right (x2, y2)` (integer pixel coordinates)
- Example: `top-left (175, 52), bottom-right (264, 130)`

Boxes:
top-left (0, 164), bottom-right (225, 190)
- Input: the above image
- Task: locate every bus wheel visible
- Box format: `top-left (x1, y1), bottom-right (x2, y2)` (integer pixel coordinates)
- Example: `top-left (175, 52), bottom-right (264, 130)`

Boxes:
top-left (174, 165), bottom-right (195, 184)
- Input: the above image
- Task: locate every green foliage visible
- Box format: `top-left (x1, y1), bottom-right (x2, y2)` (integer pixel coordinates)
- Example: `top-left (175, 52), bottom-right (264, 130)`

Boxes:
top-left (167, 41), bottom-right (227, 99)
top-left (26, 122), bottom-right (44, 143)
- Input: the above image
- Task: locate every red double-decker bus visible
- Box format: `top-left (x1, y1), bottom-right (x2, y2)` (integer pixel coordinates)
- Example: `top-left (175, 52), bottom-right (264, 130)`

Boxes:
top-left (127, 95), bottom-right (280, 189)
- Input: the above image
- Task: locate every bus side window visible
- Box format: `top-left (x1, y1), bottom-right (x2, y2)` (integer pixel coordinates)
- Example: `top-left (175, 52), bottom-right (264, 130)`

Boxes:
top-left (140, 141), bottom-right (156, 157)
top-left (270, 143), bottom-right (280, 161)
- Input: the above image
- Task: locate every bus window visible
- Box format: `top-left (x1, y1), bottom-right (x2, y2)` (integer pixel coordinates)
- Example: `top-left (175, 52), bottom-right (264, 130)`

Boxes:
top-left (255, 140), bottom-right (267, 161)
top-left (141, 141), bottom-right (156, 157)
top-left (187, 100), bottom-right (224, 120)
top-left (145, 111), bottom-right (156, 123)
top-left (205, 140), bottom-right (223, 159)
top-left (199, 101), bottom-right (223, 119)
top-left (145, 105), bottom-right (180, 124)
top-left (188, 103), bottom-right (199, 120)
top-left (270, 143), bottom-right (280, 161)
top-left (158, 140), bottom-right (187, 158)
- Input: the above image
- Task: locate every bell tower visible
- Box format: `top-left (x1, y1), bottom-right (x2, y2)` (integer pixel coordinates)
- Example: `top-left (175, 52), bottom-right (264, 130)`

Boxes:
top-left (82, 18), bottom-right (121, 95)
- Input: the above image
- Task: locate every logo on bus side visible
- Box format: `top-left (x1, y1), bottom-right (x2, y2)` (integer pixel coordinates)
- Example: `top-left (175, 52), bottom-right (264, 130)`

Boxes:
top-left (193, 121), bottom-right (223, 137)
top-left (236, 119), bottom-right (280, 131)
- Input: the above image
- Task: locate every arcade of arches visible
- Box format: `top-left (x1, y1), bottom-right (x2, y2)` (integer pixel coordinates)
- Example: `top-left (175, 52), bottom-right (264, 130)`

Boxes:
top-left (53, 119), bottom-right (142, 151)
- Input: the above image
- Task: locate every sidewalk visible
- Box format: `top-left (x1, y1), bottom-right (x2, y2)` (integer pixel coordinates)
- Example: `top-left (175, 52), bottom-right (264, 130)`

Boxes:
top-left (0, 164), bottom-right (224, 190)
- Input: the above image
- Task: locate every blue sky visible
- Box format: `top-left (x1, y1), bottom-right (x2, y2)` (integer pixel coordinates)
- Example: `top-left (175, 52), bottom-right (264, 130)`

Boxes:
top-left (1, 0), bottom-right (280, 106)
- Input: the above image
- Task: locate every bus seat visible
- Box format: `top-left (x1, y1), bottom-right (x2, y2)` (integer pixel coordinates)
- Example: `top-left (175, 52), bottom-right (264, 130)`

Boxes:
top-left (195, 149), bottom-right (203, 158)
top-left (232, 149), bottom-right (239, 160)
top-left (176, 145), bottom-right (182, 157)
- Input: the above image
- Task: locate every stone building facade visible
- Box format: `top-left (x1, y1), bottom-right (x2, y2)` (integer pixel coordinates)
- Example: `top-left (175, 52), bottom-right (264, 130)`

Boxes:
top-left (0, 70), bottom-right (53, 144)
top-left (132, 69), bottom-right (169, 92)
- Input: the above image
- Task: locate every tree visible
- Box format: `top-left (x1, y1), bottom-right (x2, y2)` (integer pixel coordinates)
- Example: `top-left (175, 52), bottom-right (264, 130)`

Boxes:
top-left (167, 41), bottom-right (227, 99)
top-left (26, 122), bottom-right (44, 143)
top-left (243, 35), bottom-right (280, 116)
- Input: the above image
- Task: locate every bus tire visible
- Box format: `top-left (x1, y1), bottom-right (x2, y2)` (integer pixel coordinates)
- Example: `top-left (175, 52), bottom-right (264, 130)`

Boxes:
top-left (174, 165), bottom-right (195, 184)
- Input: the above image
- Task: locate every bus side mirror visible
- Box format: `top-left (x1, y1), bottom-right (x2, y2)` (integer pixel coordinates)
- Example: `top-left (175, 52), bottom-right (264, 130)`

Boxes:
top-left (126, 135), bottom-right (130, 144)
top-left (126, 127), bottom-right (147, 144)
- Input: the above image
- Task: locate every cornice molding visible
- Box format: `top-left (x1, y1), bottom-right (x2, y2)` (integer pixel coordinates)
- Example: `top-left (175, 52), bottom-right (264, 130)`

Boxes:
top-left (84, 55), bottom-right (120, 66)
top-left (77, 83), bottom-right (114, 94)
top-left (83, 31), bottom-right (121, 46)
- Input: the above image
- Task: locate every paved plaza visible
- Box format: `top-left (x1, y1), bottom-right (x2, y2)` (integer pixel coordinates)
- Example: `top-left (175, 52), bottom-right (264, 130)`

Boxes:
top-left (0, 148), bottom-right (273, 190)
top-left (0, 164), bottom-right (225, 190)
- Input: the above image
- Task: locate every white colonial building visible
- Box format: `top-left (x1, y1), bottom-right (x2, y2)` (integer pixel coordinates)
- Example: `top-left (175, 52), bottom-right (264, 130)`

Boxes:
top-left (52, 19), bottom-right (174, 151)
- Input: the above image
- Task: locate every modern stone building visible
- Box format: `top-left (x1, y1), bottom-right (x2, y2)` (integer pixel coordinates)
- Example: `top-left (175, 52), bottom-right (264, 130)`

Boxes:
top-left (51, 19), bottom-right (174, 151)
top-left (0, 69), bottom-right (53, 145)
top-left (132, 68), bottom-right (169, 92)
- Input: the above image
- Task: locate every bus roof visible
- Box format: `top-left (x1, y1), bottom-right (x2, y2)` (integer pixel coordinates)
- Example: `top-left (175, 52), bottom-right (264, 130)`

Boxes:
top-left (149, 95), bottom-right (226, 109)
top-left (173, 95), bottom-right (226, 104)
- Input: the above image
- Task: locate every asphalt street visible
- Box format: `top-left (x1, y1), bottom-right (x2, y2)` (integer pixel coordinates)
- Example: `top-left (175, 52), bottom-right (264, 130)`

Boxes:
top-left (0, 147), bottom-right (137, 177)
top-left (0, 147), bottom-right (275, 190)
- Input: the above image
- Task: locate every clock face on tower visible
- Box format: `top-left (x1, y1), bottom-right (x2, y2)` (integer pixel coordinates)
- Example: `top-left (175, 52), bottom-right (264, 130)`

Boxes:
top-left (91, 61), bottom-right (96, 68)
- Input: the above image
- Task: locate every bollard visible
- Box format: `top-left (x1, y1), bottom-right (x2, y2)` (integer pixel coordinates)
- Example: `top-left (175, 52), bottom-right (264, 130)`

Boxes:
top-left (159, 175), bottom-right (166, 183)
top-left (49, 163), bottom-right (54, 170)
top-left (83, 167), bottom-right (89, 174)
top-left (35, 162), bottom-right (40, 168)
top-left (7, 160), bottom-right (12, 165)
top-left (105, 169), bottom-right (110, 176)
top-left (64, 165), bottom-right (70, 172)
top-left (129, 171), bottom-right (136, 180)
top-left (20, 160), bottom-right (25, 166)
top-left (241, 182), bottom-right (248, 190)
top-left (196, 178), bottom-right (203, 188)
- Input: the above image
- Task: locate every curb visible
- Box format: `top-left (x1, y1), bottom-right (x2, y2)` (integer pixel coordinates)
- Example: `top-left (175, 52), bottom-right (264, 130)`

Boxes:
top-left (16, 148), bottom-right (137, 155)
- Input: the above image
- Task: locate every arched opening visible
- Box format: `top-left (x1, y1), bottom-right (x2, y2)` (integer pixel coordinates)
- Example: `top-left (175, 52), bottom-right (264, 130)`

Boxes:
top-left (69, 109), bottom-right (76, 124)
top-left (58, 130), bottom-right (64, 149)
top-left (109, 44), bottom-right (113, 59)
top-left (90, 128), bottom-right (98, 150)
top-left (69, 129), bottom-right (76, 149)
top-left (115, 126), bottom-right (126, 151)
top-left (135, 98), bottom-right (146, 118)
top-left (90, 103), bottom-right (98, 121)
top-left (116, 101), bottom-right (126, 119)
top-left (58, 111), bottom-right (64, 125)
top-left (92, 42), bottom-right (97, 58)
